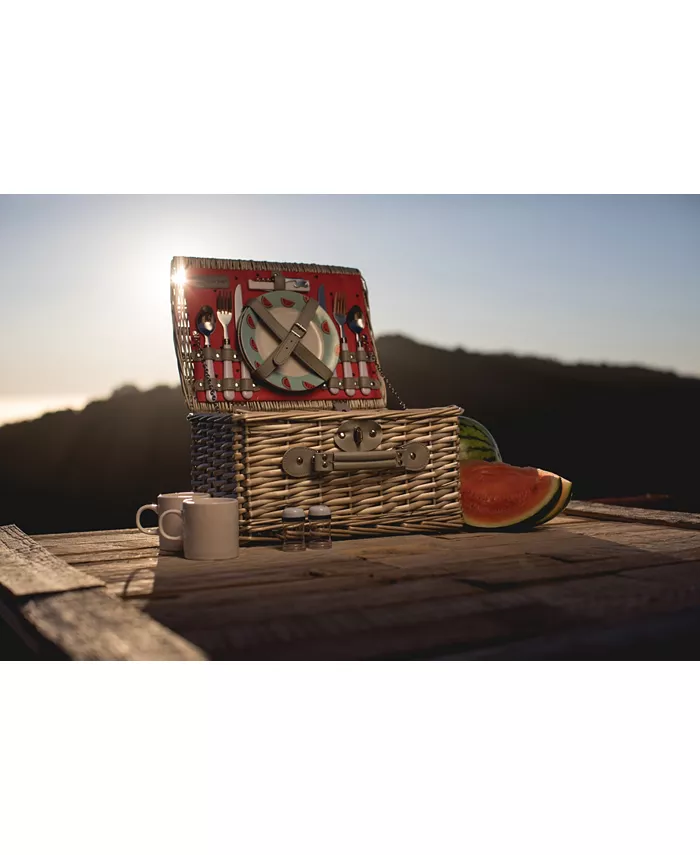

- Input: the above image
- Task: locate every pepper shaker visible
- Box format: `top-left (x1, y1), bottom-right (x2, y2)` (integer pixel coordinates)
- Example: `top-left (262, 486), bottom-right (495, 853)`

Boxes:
top-left (307, 504), bottom-right (332, 550)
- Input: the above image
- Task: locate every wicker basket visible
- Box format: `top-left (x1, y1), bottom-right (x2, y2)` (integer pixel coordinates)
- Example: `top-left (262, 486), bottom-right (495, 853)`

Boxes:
top-left (189, 406), bottom-right (463, 542)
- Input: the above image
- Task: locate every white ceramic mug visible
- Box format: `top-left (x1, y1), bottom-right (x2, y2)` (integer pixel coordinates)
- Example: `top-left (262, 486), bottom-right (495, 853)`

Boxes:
top-left (136, 492), bottom-right (211, 552)
top-left (160, 497), bottom-right (239, 561)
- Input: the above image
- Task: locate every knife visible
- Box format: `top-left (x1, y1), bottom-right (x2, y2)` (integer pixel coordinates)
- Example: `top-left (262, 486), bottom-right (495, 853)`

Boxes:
top-left (247, 278), bottom-right (310, 292)
top-left (234, 284), bottom-right (254, 400)
top-left (319, 285), bottom-right (339, 396)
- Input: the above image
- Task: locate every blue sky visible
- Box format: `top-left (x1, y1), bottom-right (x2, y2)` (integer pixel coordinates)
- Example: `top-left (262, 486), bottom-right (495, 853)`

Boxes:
top-left (0, 194), bottom-right (698, 420)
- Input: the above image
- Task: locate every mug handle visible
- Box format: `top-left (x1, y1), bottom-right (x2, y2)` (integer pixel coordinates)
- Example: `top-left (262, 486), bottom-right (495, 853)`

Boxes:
top-left (159, 508), bottom-right (183, 542)
top-left (136, 503), bottom-right (159, 535)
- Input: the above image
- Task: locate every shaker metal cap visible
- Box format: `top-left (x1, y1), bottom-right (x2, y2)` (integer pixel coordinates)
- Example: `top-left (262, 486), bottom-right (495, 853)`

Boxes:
top-left (308, 504), bottom-right (331, 518)
top-left (282, 506), bottom-right (305, 520)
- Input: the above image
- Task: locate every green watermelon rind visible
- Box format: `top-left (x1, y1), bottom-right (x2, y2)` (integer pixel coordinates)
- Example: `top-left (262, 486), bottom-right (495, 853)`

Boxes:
top-left (462, 450), bottom-right (501, 463)
top-left (462, 474), bottom-right (563, 532)
top-left (539, 479), bottom-right (573, 524)
top-left (458, 416), bottom-right (503, 463)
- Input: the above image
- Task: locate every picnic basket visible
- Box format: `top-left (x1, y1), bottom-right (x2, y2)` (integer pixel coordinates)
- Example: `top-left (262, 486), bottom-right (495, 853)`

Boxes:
top-left (171, 256), bottom-right (463, 541)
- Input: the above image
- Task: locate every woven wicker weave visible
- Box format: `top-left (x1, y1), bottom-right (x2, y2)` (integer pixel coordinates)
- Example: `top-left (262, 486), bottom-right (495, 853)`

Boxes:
top-left (189, 406), bottom-right (463, 542)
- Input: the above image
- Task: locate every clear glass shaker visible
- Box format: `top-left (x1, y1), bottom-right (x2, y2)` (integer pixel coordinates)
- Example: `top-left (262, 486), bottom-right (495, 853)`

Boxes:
top-left (281, 506), bottom-right (306, 551)
top-left (307, 504), bottom-right (332, 550)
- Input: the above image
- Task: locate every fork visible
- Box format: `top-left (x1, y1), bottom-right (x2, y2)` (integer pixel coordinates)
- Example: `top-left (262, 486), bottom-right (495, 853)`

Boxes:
top-left (332, 292), bottom-right (355, 397)
top-left (216, 290), bottom-right (235, 402)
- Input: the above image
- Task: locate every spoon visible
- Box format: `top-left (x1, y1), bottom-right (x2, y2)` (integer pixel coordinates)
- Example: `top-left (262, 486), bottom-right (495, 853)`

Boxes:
top-left (346, 305), bottom-right (365, 337)
top-left (346, 305), bottom-right (372, 396)
top-left (196, 305), bottom-right (217, 403)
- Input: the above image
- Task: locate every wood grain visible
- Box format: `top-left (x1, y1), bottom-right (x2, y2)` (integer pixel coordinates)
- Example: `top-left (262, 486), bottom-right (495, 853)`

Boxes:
top-left (20, 589), bottom-right (206, 661)
top-left (0, 524), bottom-right (104, 596)
top-left (565, 501), bottom-right (700, 530)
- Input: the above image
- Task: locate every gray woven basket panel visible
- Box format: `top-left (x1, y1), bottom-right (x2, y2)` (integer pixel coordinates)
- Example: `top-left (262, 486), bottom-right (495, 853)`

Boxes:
top-left (189, 413), bottom-right (238, 498)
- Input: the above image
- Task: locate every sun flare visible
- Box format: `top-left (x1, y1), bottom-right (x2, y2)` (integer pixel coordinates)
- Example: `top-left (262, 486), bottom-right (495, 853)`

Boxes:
top-left (171, 267), bottom-right (188, 286)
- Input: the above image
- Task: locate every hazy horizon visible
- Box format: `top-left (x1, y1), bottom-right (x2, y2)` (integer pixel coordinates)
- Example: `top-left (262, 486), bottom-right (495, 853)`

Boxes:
top-left (1, 194), bottom-right (698, 425)
top-left (1, 330), bottom-right (697, 428)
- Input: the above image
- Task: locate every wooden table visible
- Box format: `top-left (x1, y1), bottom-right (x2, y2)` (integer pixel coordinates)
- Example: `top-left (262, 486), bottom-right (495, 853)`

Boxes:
top-left (3, 501), bottom-right (700, 660)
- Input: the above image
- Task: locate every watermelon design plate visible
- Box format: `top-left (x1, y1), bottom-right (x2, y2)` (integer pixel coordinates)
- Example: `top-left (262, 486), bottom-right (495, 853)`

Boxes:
top-left (238, 290), bottom-right (340, 393)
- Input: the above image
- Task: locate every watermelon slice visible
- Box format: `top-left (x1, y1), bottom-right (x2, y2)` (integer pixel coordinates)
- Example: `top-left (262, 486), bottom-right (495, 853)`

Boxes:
top-left (458, 416), bottom-right (502, 463)
top-left (460, 461), bottom-right (562, 531)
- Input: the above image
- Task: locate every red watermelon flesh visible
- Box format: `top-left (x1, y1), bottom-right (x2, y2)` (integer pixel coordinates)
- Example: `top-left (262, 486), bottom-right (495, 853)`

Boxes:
top-left (460, 461), bottom-right (562, 530)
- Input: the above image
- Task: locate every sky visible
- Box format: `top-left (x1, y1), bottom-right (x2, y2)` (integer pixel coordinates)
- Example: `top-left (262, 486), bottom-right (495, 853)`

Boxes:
top-left (0, 194), bottom-right (698, 424)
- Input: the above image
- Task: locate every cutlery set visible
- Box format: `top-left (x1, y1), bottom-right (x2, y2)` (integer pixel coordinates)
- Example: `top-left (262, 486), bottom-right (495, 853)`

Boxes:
top-left (191, 278), bottom-right (377, 403)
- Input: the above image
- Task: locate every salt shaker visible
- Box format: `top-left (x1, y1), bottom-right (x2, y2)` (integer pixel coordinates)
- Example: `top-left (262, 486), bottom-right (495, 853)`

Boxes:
top-left (307, 504), bottom-right (332, 550)
top-left (281, 506), bottom-right (306, 551)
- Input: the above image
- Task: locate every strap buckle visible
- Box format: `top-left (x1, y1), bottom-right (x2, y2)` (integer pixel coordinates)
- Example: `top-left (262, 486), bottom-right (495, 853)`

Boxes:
top-left (291, 321), bottom-right (307, 339)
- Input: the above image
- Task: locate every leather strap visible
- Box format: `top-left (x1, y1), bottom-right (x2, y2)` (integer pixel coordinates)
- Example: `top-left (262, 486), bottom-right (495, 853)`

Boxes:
top-left (198, 377), bottom-right (256, 392)
top-left (328, 376), bottom-right (361, 390)
top-left (220, 345), bottom-right (238, 362)
top-left (270, 297), bottom-right (320, 367)
top-left (247, 297), bottom-right (333, 382)
top-left (194, 346), bottom-right (218, 361)
top-left (195, 345), bottom-right (239, 361)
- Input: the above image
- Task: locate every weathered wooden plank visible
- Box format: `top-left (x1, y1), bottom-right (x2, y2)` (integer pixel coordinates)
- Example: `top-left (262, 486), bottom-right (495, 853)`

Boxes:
top-left (528, 564), bottom-right (700, 622)
top-left (70, 557), bottom-right (160, 578)
top-left (95, 530), bottom-right (621, 604)
top-left (113, 547), bottom-right (644, 614)
top-left (566, 501), bottom-right (700, 531)
top-left (552, 521), bottom-right (700, 559)
top-left (166, 553), bottom-right (700, 660)
top-left (183, 606), bottom-right (503, 661)
top-left (439, 605), bottom-right (700, 660)
top-left (0, 525), bottom-right (105, 597)
top-left (194, 582), bottom-right (556, 659)
top-left (145, 574), bottom-right (483, 634)
top-left (41, 522), bottom-right (695, 605)
top-left (193, 563), bottom-right (700, 660)
top-left (541, 515), bottom-right (592, 526)
top-left (57, 548), bottom-right (159, 565)
top-left (448, 550), bottom-right (677, 588)
top-left (19, 589), bottom-right (206, 661)
top-left (0, 592), bottom-right (51, 658)
top-left (34, 527), bottom-right (154, 542)
top-left (96, 554), bottom-right (415, 598)
top-left (36, 520), bottom-right (589, 565)
top-left (621, 560), bottom-right (700, 588)
top-left (35, 533), bottom-right (157, 555)
top-left (187, 590), bottom-right (565, 660)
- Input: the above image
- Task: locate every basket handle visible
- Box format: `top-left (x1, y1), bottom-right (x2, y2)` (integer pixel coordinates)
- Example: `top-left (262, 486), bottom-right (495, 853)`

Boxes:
top-left (281, 443), bottom-right (429, 477)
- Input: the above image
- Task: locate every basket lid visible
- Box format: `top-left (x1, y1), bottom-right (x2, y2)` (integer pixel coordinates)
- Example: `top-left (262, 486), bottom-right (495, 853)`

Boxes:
top-left (171, 256), bottom-right (388, 414)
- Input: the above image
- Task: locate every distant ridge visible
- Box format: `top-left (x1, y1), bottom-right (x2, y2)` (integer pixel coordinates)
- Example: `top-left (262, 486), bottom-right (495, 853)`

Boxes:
top-left (1, 335), bottom-right (698, 534)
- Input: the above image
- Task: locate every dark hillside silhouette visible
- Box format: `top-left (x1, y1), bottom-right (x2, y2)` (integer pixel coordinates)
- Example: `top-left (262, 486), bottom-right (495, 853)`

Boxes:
top-left (1, 335), bottom-right (698, 534)
top-left (0, 386), bottom-right (191, 535)
top-left (378, 335), bottom-right (700, 510)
